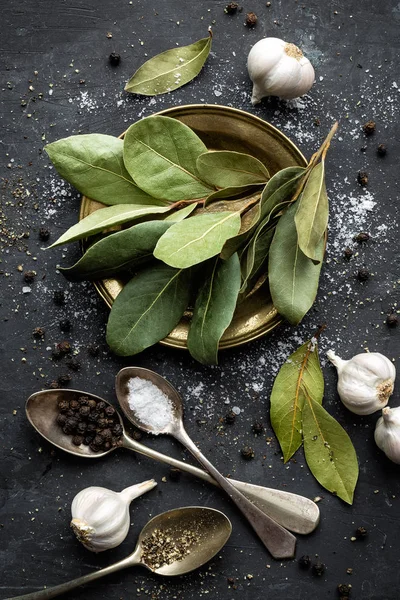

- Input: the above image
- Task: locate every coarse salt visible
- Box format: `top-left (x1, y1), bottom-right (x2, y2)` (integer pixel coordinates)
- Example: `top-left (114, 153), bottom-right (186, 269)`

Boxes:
top-left (127, 377), bottom-right (174, 433)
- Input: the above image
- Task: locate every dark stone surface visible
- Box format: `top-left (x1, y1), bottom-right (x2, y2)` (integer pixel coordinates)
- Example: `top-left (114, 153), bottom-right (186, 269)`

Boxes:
top-left (1, 1), bottom-right (399, 599)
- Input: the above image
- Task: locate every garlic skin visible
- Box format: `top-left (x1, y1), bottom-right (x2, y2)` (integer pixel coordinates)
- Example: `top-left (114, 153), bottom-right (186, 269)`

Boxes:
top-left (71, 479), bottom-right (157, 552)
top-left (247, 37), bottom-right (315, 104)
top-left (374, 407), bottom-right (400, 464)
top-left (327, 350), bottom-right (396, 416)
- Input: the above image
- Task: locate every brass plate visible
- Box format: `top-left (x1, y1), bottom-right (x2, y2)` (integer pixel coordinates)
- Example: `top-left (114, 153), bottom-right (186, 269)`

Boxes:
top-left (80, 104), bottom-right (308, 350)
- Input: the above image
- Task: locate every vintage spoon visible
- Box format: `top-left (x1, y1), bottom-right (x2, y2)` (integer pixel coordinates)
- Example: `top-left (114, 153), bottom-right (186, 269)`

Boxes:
top-left (26, 389), bottom-right (319, 535)
top-left (116, 367), bottom-right (297, 560)
top-left (4, 506), bottom-right (231, 600)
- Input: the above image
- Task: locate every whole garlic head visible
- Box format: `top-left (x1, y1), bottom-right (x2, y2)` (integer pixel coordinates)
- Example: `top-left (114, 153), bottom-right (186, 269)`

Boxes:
top-left (71, 479), bottom-right (157, 552)
top-left (247, 37), bottom-right (315, 104)
top-left (375, 406), bottom-right (400, 464)
top-left (327, 350), bottom-right (396, 416)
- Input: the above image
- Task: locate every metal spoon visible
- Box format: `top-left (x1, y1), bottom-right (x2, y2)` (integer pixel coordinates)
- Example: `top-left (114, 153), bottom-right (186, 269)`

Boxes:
top-left (26, 389), bottom-right (319, 535)
top-left (4, 506), bottom-right (231, 600)
top-left (116, 367), bottom-right (297, 560)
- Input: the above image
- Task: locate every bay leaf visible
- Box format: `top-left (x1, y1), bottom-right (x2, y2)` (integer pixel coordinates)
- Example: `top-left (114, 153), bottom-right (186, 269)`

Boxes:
top-left (268, 202), bottom-right (324, 325)
top-left (294, 161), bottom-right (328, 262)
top-left (106, 263), bottom-right (191, 356)
top-left (302, 396), bottom-right (359, 504)
top-left (125, 32), bottom-right (212, 96)
top-left (45, 134), bottom-right (160, 206)
top-left (154, 211), bottom-right (241, 268)
top-left (270, 339), bottom-right (324, 463)
top-left (49, 204), bottom-right (172, 247)
top-left (123, 116), bottom-right (214, 201)
top-left (259, 166), bottom-right (306, 221)
top-left (60, 221), bottom-right (171, 281)
top-left (196, 151), bottom-right (270, 188)
top-left (220, 203), bottom-right (261, 260)
top-left (240, 226), bottom-right (275, 296)
top-left (164, 203), bottom-right (198, 221)
top-left (187, 253), bottom-right (241, 365)
top-left (204, 183), bottom-right (264, 207)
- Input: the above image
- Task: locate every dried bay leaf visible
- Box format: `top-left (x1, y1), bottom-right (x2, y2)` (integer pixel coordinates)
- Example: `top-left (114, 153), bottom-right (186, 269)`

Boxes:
top-left (240, 226), bottom-right (275, 296)
top-left (196, 150), bottom-right (270, 188)
top-left (60, 221), bottom-right (171, 281)
top-left (270, 339), bottom-right (324, 463)
top-left (154, 211), bottom-right (241, 268)
top-left (302, 396), bottom-right (359, 504)
top-left (106, 263), bottom-right (192, 356)
top-left (259, 166), bottom-right (306, 222)
top-left (125, 32), bottom-right (212, 96)
top-left (220, 203), bottom-right (261, 260)
top-left (268, 202), bottom-right (324, 325)
top-left (49, 204), bottom-right (172, 247)
top-left (294, 161), bottom-right (328, 262)
top-left (187, 253), bottom-right (241, 364)
top-left (45, 134), bottom-right (159, 206)
top-left (204, 183), bottom-right (264, 207)
top-left (164, 203), bottom-right (198, 221)
top-left (123, 116), bottom-right (214, 201)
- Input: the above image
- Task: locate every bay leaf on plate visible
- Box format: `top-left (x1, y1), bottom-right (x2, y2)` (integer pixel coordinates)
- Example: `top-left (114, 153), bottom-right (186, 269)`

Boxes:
top-left (294, 161), bottom-right (328, 262)
top-left (204, 183), bottom-right (264, 207)
top-left (123, 116), bottom-right (214, 201)
top-left (49, 204), bottom-right (172, 247)
top-left (125, 32), bottom-right (212, 96)
top-left (45, 134), bottom-right (160, 206)
top-left (196, 150), bottom-right (270, 188)
top-left (187, 253), bottom-right (241, 364)
top-left (164, 203), bottom-right (198, 221)
top-left (60, 221), bottom-right (171, 281)
top-left (154, 211), bottom-right (241, 268)
top-left (259, 166), bottom-right (306, 221)
top-left (240, 226), bottom-right (275, 295)
top-left (270, 339), bottom-right (324, 463)
top-left (268, 202), bottom-right (324, 325)
top-left (106, 263), bottom-right (192, 356)
top-left (219, 203), bottom-right (261, 260)
top-left (302, 396), bottom-right (359, 504)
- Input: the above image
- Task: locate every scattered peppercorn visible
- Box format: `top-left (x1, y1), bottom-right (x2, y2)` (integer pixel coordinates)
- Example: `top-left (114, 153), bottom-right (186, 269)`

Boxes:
top-left (357, 171), bottom-right (368, 186)
top-left (343, 247), bottom-right (353, 260)
top-left (240, 445), bottom-right (255, 460)
top-left (357, 268), bottom-right (370, 282)
top-left (53, 290), bottom-right (65, 305)
top-left (169, 467), bottom-right (182, 481)
top-left (338, 583), bottom-right (352, 598)
top-left (38, 227), bottom-right (50, 241)
top-left (59, 319), bottom-right (71, 332)
top-left (245, 11), bottom-right (257, 26)
top-left (224, 2), bottom-right (238, 13)
top-left (386, 313), bottom-right (398, 328)
top-left (109, 52), bottom-right (121, 65)
top-left (298, 555), bottom-right (311, 569)
top-left (58, 341), bottom-right (71, 355)
top-left (49, 380), bottom-right (59, 389)
top-left (362, 120), bottom-right (376, 135)
top-left (67, 358), bottom-right (81, 371)
top-left (354, 232), bottom-right (369, 242)
top-left (355, 526), bottom-right (368, 538)
top-left (377, 143), bottom-right (387, 156)
top-left (58, 373), bottom-right (71, 386)
top-left (252, 421), bottom-right (264, 435)
top-left (312, 561), bottom-right (326, 576)
top-left (225, 410), bottom-right (236, 424)
top-left (24, 270), bottom-right (36, 283)
top-left (32, 326), bottom-right (45, 339)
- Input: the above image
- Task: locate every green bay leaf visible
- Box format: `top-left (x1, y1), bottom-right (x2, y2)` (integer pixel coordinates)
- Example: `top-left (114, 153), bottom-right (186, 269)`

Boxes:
top-left (204, 183), bottom-right (264, 207)
top-left (240, 226), bottom-right (274, 296)
top-left (123, 116), bottom-right (214, 201)
top-left (302, 397), bottom-right (359, 504)
top-left (154, 211), bottom-right (241, 268)
top-left (164, 203), bottom-right (198, 222)
top-left (187, 254), bottom-right (241, 365)
top-left (268, 202), bottom-right (324, 325)
top-left (295, 161), bottom-right (328, 262)
top-left (45, 134), bottom-right (160, 206)
top-left (106, 263), bottom-right (191, 356)
top-left (220, 203), bottom-right (261, 260)
top-left (125, 32), bottom-right (212, 96)
top-left (60, 221), bottom-right (171, 281)
top-left (270, 339), bottom-right (324, 463)
top-left (259, 166), bottom-right (306, 221)
top-left (196, 151), bottom-right (270, 188)
top-left (49, 204), bottom-right (172, 247)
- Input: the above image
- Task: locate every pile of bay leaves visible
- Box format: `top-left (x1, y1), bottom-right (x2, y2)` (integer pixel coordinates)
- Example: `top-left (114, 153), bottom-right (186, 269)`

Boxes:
top-left (46, 116), bottom-right (337, 364)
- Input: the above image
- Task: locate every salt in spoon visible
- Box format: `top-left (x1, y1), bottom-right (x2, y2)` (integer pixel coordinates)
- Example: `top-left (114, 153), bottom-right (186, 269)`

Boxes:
top-left (115, 366), bottom-right (297, 560)
top-left (4, 506), bottom-right (231, 600)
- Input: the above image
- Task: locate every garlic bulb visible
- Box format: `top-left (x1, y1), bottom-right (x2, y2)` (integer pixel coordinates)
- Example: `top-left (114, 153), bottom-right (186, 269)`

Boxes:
top-left (71, 479), bottom-right (157, 552)
top-left (375, 407), bottom-right (400, 464)
top-left (327, 350), bottom-right (396, 416)
top-left (247, 37), bottom-right (315, 104)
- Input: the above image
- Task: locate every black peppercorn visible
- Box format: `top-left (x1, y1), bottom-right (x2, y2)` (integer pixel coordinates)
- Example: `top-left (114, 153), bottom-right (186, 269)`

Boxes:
top-left (343, 247), bottom-right (353, 260)
top-left (38, 227), bottom-right (50, 241)
top-left (92, 434), bottom-right (104, 447)
top-left (83, 434), bottom-right (94, 445)
top-left (377, 143), bottom-right (387, 156)
top-left (67, 358), bottom-right (81, 371)
top-left (109, 52), bottom-right (121, 65)
top-left (63, 417), bottom-right (79, 434)
top-left (298, 555), bottom-right (311, 569)
top-left (89, 442), bottom-right (100, 452)
top-left (105, 406), bottom-right (116, 417)
top-left (245, 11), bottom-right (257, 26)
top-left (77, 421), bottom-right (87, 434)
top-left (58, 373), bottom-right (71, 386)
top-left (97, 401), bottom-right (106, 410)
top-left (225, 410), bottom-right (236, 424)
top-left (58, 341), bottom-right (71, 355)
top-left (79, 405), bottom-right (91, 417)
top-left (362, 120), bottom-right (376, 135)
top-left (113, 423), bottom-right (123, 437)
top-left (252, 421), bottom-right (264, 435)
top-left (87, 423), bottom-right (97, 432)
top-left (88, 399), bottom-right (97, 409)
top-left (338, 583), bottom-right (352, 597)
top-left (224, 2), bottom-right (238, 13)
top-left (312, 560), bottom-right (326, 576)
top-left (354, 232), bottom-right (369, 242)
top-left (33, 327), bottom-right (45, 339)
top-left (72, 435), bottom-right (84, 446)
top-left (357, 171), bottom-right (368, 186)
top-left (169, 467), bottom-right (182, 481)
top-left (70, 399), bottom-right (80, 410)
top-left (59, 319), bottom-right (71, 332)
top-left (102, 428), bottom-right (113, 440)
top-left (97, 418), bottom-right (108, 429)
top-left (78, 396), bottom-right (89, 406)
top-left (24, 270), bottom-right (36, 283)
top-left (355, 525), bottom-right (368, 538)
top-left (58, 399), bottom-right (70, 412)
top-left (357, 268), bottom-right (370, 282)
top-left (49, 380), bottom-right (59, 389)
top-left (240, 445), bottom-right (255, 460)
top-left (386, 313), bottom-right (398, 328)
top-left (56, 414), bottom-right (67, 426)
top-left (53, 290), bottom-right (65, 305)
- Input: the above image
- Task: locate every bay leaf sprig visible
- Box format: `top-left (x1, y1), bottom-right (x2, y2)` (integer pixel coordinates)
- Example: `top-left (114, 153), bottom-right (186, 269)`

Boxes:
top-left (270, 332), bottom-right (359, 504)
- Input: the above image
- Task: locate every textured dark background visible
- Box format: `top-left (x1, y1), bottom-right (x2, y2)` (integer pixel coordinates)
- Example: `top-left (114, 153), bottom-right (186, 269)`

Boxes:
top-left (1, 1), bottom-right (400, 598)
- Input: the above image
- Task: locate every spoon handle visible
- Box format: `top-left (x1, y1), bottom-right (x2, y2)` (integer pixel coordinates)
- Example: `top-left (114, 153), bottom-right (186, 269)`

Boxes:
top-left (174, 427), bottom-right (296, 560)
top-left (122, 432), bottom-right (319, 535)
top-left (3, 556), bottom-right (138, 600)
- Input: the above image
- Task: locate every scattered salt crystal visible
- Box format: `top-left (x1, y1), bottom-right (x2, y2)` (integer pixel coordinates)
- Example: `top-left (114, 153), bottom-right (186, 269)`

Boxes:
top-left (232, 406), bottom-right (241, 415)
top-left (213, 89), bottom-right (222, 97)
top-left (22, 287), bottom-right (31, 294)
top-left (127, 377), bottom-right (174, 433)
